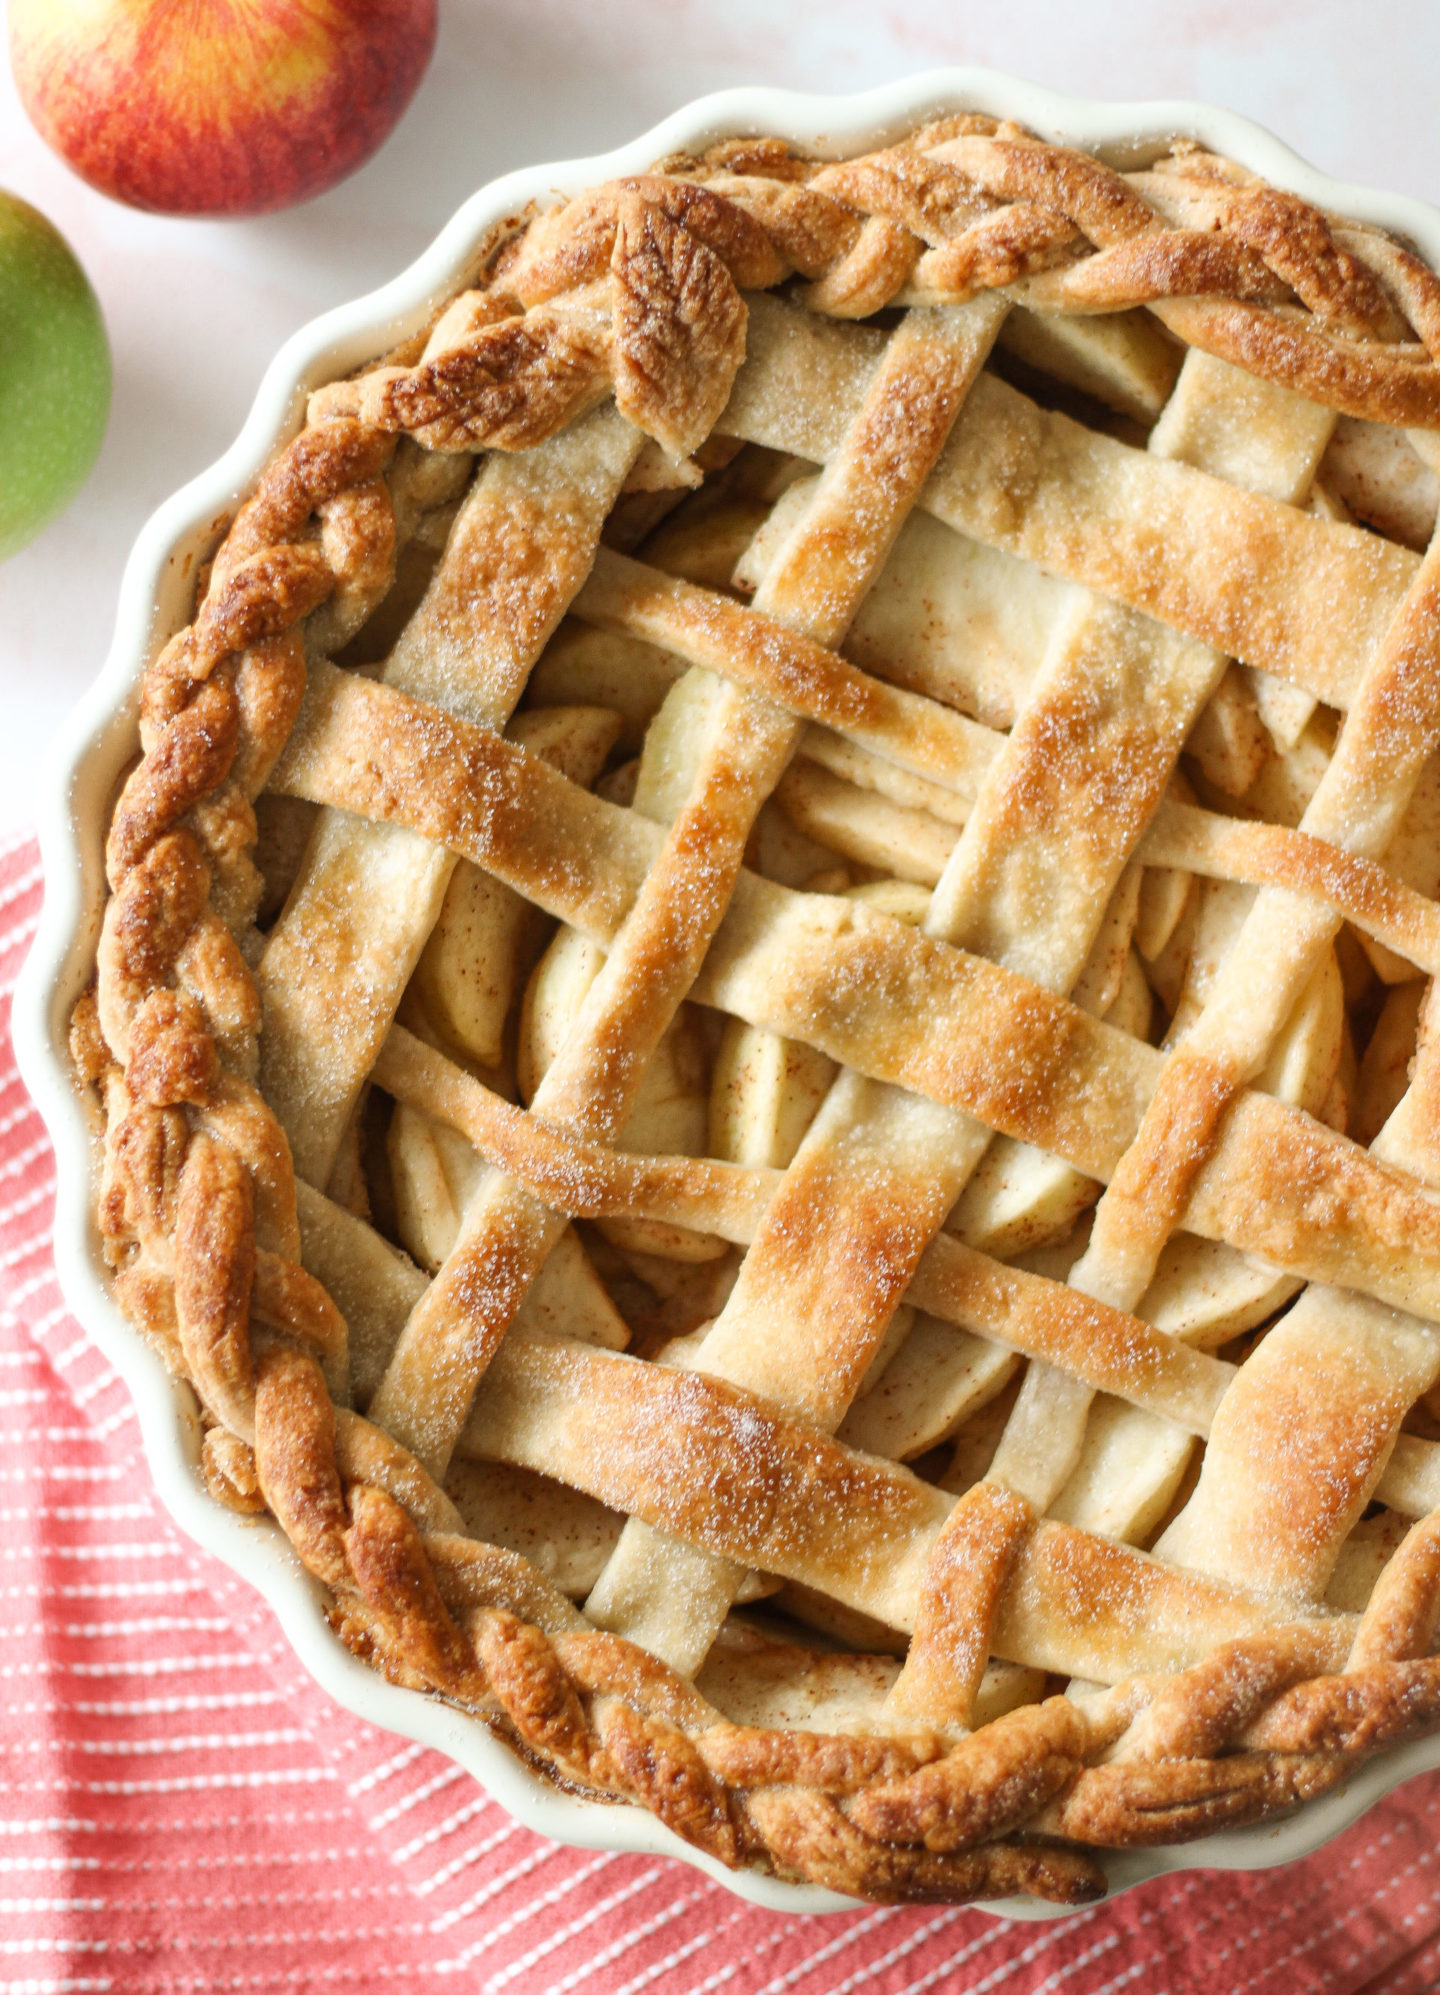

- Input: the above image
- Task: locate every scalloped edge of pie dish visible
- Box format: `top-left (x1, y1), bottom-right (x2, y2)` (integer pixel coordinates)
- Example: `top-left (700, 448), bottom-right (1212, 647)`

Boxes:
top-left (16, 67), bottom-right (1440, 1921)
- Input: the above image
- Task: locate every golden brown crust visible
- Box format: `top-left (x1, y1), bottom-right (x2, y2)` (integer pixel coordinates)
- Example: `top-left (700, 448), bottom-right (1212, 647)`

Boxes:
top-left (345, 311), bottom-right (615, 453)
top-left (71, 108), bottom-right (1440, 1909)
top-left (1047, 1750), bottom-right (1351, 1847)
top-left (597, 1700), bottom-right (740, 1863)
top-left (199, 1424), bottom-right (265, 1513)
top-left (255, 1345), bottom-right (350, 1587)
top-left (501, 175), bottom-right (786, 304)
top-left (745, 1787), bottom-right (1106, 1903)
top-left (610, 193), bottom-right (748, 460)
top-left (885, 1483), bottom-right (1036, 1728)
top-left (173, 1134), bottom-right (256, 1438)
top-left (849, 1698), bottom-right (1092, 1852)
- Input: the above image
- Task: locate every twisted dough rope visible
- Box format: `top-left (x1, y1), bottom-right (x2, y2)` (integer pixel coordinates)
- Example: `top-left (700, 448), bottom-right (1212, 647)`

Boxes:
top-left (80, 418), bottom-right (408, 1412)
top-left (218, 1334), bottom-right (1440, 1891)
top-left (73, 124), bottom-right (1440, 1903)
top-left (316, 115), bottom-right (1440, 439)
top-left (239, 1336), bottom-right (1440, 1883)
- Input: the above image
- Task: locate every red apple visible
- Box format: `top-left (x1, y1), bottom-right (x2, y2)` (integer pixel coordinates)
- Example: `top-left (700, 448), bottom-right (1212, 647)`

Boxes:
top-left (9, 0), bottom-right (438, 218)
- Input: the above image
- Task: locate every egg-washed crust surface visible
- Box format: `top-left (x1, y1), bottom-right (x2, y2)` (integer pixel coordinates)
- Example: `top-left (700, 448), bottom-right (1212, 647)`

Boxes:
top-left (70, 112), bottom-right (1440, 1906)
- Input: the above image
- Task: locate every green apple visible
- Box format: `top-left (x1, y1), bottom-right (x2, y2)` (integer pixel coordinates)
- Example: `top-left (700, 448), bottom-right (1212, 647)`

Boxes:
top-left (0, 190), bottom-right (110, 561)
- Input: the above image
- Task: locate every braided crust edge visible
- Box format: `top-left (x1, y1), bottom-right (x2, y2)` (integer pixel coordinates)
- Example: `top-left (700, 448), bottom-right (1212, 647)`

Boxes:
top-left (71, 113), bottom-right (1440, 1906)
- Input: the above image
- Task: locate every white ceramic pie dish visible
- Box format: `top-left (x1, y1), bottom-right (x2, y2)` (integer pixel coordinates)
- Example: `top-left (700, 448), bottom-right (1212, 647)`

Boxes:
top-left (16, 67), bottom-right (1440, 1920)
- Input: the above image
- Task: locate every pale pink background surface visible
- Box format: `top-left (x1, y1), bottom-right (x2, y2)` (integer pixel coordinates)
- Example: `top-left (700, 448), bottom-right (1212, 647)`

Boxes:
top-left (0, 0), bottom-right (1438, 833)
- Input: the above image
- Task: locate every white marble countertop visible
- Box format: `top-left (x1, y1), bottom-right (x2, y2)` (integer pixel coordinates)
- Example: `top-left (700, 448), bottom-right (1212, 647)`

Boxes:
top-left (0, 0), bottom-right (1436, 837)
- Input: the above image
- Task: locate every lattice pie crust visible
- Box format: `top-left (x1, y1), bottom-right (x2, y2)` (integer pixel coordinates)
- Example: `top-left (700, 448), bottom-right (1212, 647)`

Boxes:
top-left (73, 115), bottom-right (1440, 1904)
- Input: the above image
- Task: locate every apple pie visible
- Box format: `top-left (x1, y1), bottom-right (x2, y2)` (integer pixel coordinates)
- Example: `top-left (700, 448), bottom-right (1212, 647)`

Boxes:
top-left (71, 112), bottom-right (1440, 1905)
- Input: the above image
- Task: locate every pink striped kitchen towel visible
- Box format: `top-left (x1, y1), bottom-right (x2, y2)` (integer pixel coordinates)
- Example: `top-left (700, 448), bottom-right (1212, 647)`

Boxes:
top-left (7, 827), bottom-right (1440, 1994)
